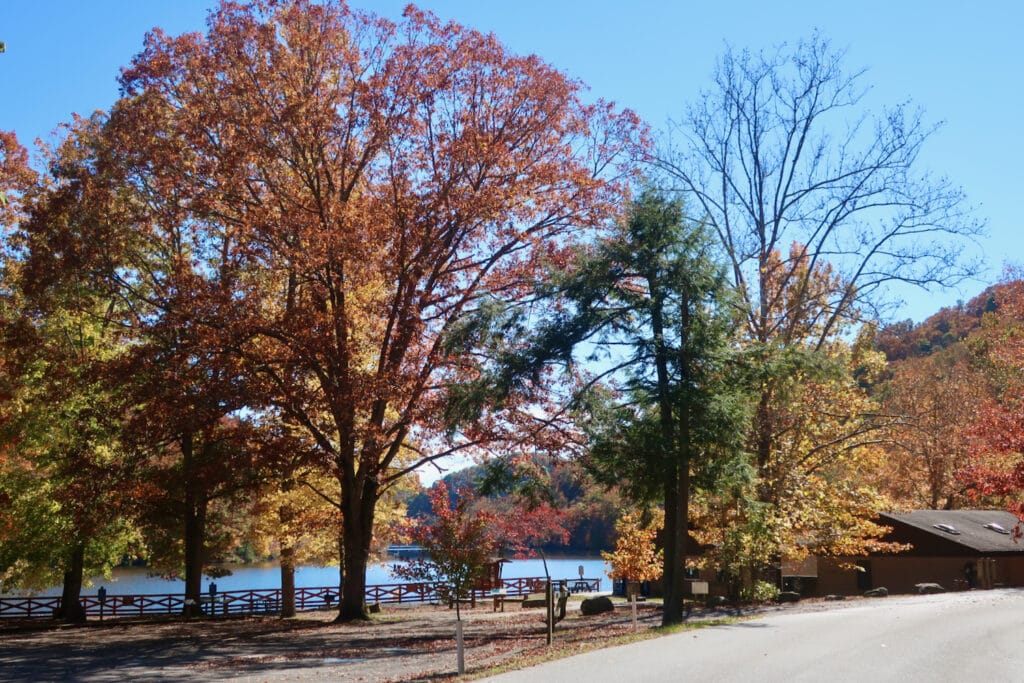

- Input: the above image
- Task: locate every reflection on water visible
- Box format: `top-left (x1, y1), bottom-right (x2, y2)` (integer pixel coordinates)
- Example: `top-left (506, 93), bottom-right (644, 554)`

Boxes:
top-left (29, 557), bottom-right (611, 597)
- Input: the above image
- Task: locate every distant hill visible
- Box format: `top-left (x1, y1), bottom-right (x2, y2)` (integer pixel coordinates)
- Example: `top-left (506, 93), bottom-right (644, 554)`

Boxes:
top-left (875, 285), bottom-right (1001, 362)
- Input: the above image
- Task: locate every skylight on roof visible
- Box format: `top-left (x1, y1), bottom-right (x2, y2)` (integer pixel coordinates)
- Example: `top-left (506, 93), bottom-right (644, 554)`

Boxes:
top-left (984, 522), bottom-right (1011, 535)
top-left (932, 523), bottom-right (961, 535)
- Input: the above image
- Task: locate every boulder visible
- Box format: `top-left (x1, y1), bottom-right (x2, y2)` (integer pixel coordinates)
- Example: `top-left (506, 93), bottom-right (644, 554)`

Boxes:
top-left (706, 595), bottom-right (730, 607)
top-left (776, 591), bottom-right (801, 603)
top-left (580, 596), bottom-right (615, 615)
top-left (863, 587), bottom-right (889, 598)
top-left (914, 582), bottom-right (945, 594)
top-left (825, 594), bottom-right (846, 601)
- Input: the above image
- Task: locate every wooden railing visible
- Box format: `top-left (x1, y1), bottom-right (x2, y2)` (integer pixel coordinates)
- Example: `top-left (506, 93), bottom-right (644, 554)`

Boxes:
top-left (0, 575), bottom-right (601, 620)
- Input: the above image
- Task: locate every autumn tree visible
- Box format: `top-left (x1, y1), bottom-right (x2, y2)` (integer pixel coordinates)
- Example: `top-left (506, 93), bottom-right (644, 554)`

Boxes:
top-left (12, 111), bottom-right (276, 616)
top-left (394, 482), bottom-right (497, 674)
top-left (695, 252), bottom-right (905, 591)
top-left (959, 278), bottom-right (1024, 517)
top-left (243, 425), bottom-right (336, 619)
top-left (70, 0), bottom-right (643, 621)
top-left (0, 131), bottom-right (35, 236)
top-left (655, 35), bottom-right (982, 566)
top-left (877, 344), bottom-right (990, 509)
top-left (1, 133), bottom-right (140, 621)
top-left (0, 299), bottom-right (142, 622)
top-left (603, 510), bottom-right (663, 630)
top-left (745, 328), bottom-right (902, 562)
top-left (247, 473), bottom-right (336, 618)
top-left (394, 482), bottom-right (496, 615)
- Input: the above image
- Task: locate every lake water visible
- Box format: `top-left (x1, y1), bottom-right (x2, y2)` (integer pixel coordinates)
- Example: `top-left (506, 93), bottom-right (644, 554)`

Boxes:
top-left (30, 557), bottom-right (612, 597)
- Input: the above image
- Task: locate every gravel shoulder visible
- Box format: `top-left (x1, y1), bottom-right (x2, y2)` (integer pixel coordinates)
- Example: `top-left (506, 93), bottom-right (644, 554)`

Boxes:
top-left (0, 594), bottom-right (893, 682)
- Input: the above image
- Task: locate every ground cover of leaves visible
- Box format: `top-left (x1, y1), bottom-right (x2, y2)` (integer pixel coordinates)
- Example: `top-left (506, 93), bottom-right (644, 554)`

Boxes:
top-left (0, 597), bottom-right (864, 682)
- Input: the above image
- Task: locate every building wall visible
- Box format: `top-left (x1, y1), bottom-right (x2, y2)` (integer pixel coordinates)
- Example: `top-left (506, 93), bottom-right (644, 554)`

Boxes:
top-left (811, 555), bottom-right (1024, 596)
top-left (1002, 556), bottom-right (1024, 586)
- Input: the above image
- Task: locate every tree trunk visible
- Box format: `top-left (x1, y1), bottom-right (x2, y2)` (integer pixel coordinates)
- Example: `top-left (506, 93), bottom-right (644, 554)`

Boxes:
top-left (56, 543), bottom-right (87, 623)
top-left (182, 499), bottom-right (208, 617)
top-left (279, 496), bottom-right (297, 617)
top-left (337, 531), bottom-right (368, 620)
top-left (650, 289), bottom-right (686, 627)
top-left (280, 545), bottom-right (296, 617)
top-left (662, 417), bottom-right (692, 624)
top-left (661, 469), bottom-right (680, 625)
top-left (181, 432), bottom-right (207, 618)
top-left (667, 458), bottom-right (691, 623)
top-left (663, 291), bottom-right (694, 626)
top-left (335, 476), bottom-right (378, 622)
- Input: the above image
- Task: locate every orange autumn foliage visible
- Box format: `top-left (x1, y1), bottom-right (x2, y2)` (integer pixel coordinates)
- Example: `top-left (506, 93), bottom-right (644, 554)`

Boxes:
top-left (83, 0), bottom-right (645, 619)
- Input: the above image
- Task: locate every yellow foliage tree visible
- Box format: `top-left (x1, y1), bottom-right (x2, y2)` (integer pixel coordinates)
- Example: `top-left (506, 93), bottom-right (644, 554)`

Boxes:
top-left (694, 324), bottom-right (906, 594)
top-left (603, 510), bottom-right (665, 584)
top-left (603, 510), bottom-right (663, 629)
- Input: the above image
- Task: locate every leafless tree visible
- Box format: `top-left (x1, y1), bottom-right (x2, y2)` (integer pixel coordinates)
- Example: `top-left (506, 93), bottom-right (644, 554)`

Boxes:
top-left (656, 34), bottom-right (984, 351)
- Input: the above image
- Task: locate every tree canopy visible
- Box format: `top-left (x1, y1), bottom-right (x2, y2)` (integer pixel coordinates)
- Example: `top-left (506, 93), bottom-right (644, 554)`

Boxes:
top-left (16, 0), bottom-right (643, 620)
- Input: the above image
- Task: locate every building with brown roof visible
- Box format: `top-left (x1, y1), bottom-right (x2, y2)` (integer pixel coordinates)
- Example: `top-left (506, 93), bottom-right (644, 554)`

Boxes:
top-left (786, 510), bottom-right (1024, 596)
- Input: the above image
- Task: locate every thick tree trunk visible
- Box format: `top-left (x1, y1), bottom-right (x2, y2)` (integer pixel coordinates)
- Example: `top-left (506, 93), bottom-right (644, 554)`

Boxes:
top-left (180, 432), bottom-right (208, 618)
top-left (280, 546), bottom-right (296, 617)
top-left (662, 293), bottom-right (693, 626)
top-left (651, 289), bottom-right (687, 627)
top-left (56, 543), bottom-right (87, 623)
top-left (336, 477), bottom-right (378, 622)
top-left (279, 495), bottom-right (297, 617)
top-left (664, 461), bottom-right (691, 624)
top-left (661, 470), bottom-right (679, 624)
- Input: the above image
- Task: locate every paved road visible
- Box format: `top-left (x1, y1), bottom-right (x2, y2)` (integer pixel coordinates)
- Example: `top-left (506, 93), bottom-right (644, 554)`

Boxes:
top-left (484, 589), bottom-right (1024, 682)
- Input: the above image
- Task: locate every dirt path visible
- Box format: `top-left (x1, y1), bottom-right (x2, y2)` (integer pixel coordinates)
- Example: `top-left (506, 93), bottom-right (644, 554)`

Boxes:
top-left (0, 597), bottom-right (867, 681)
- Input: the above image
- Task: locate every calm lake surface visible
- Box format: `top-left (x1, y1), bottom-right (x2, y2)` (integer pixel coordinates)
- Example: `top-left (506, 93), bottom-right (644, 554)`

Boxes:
top-left (31, 557), bottom-right (612, 597)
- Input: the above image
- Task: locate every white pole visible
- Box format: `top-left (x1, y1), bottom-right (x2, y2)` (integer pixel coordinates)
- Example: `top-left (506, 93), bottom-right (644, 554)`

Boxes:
top-left (456, 619), bottom-right (465, 674)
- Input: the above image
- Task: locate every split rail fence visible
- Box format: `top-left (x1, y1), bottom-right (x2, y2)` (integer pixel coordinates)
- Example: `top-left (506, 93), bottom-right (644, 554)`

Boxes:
top-left (0, 576), bottom-right (601, 620)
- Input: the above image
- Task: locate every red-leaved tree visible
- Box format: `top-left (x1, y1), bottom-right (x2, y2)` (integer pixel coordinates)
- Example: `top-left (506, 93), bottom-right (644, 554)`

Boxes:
top-left (960, 278), bottom-right (1024, 522)
top-left (62, 0), bottom-right (645, 621)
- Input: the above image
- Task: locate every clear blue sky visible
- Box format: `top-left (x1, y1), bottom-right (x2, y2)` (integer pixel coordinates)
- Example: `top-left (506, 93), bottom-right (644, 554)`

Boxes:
top-left (3, 0), bottom-right (1021, 322)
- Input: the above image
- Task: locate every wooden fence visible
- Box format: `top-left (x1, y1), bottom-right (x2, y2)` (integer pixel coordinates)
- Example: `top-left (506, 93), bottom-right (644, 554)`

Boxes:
top-left (0, 576), bottom-right (601, 620)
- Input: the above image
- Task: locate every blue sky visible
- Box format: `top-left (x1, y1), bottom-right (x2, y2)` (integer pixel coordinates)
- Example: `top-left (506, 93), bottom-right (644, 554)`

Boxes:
top-left (3, 0), bottom-right (1021, 322)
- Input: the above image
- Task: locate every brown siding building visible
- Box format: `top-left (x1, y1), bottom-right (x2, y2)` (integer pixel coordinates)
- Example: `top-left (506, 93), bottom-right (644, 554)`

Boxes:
top-left (787, 510), bottom-right (1024, 597)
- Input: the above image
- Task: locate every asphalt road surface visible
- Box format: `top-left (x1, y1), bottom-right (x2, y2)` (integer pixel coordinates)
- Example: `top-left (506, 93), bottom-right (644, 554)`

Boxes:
top-left (484, 589), bottom-right (1024, 682)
